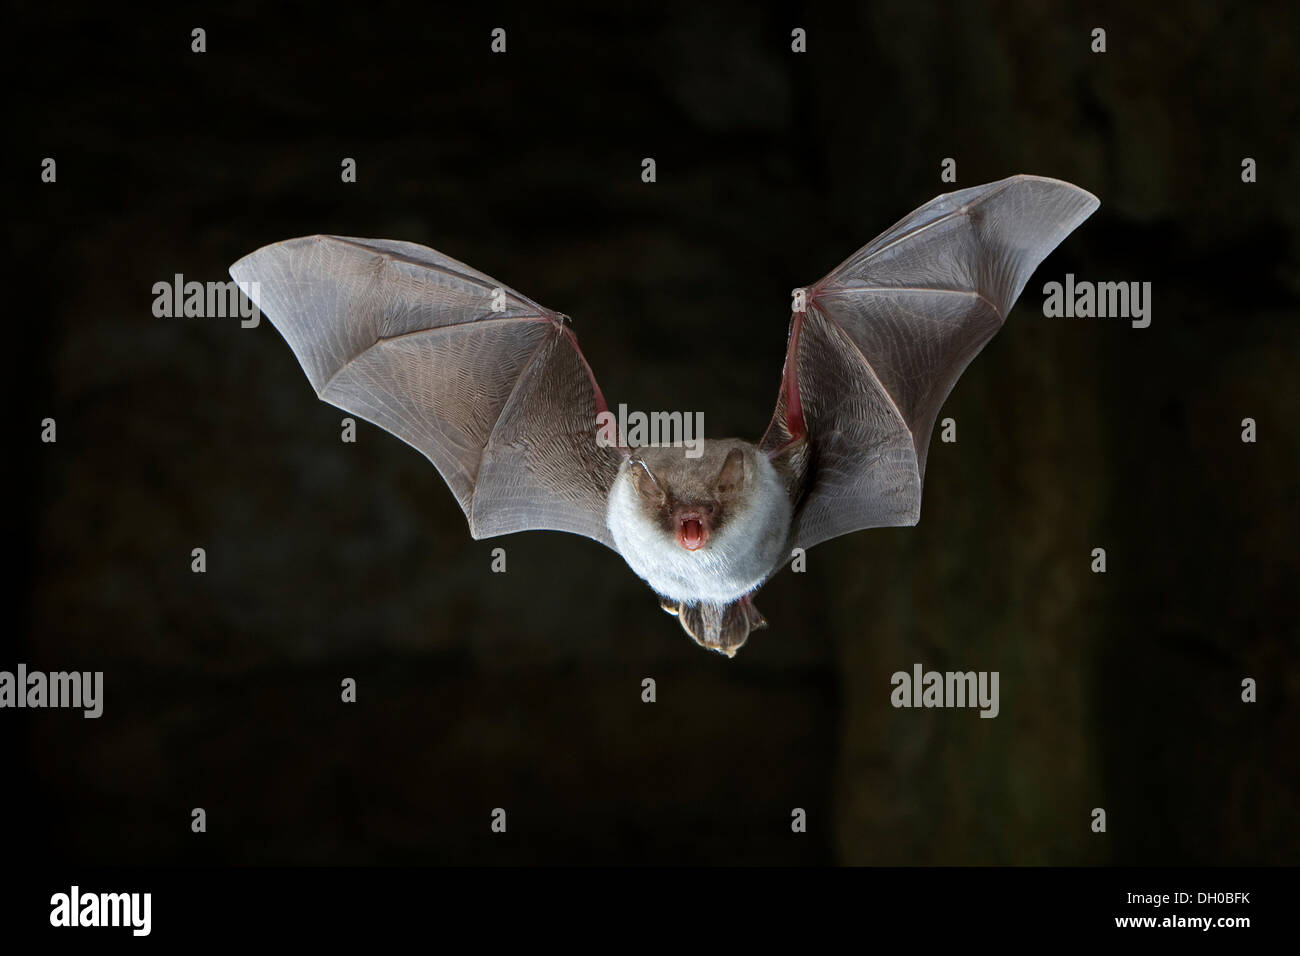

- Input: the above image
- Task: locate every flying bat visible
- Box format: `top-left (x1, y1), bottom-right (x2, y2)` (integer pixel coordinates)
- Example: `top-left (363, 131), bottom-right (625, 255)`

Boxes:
top-left (230, 174), bottom-right (1098, 657)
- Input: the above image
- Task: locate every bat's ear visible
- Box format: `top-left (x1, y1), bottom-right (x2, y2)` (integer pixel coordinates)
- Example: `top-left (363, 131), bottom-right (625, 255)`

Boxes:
top-left (714, 448), bottom-right (746, 500)
top-left (631, 460), bottom-right (667, 508)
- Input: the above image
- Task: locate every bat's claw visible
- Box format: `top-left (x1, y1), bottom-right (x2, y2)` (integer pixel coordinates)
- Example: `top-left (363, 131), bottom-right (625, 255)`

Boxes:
top-left (659, 596), bottom-right (680, 617)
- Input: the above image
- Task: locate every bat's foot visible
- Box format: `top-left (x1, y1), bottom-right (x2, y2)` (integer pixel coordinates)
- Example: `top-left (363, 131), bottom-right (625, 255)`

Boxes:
top-left (670, 594), bottom-right (767, 657)
top-left (739, 592), bottom-right (768, 632)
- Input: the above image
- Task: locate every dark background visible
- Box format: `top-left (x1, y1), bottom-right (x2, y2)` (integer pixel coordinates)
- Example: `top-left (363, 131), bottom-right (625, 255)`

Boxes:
top-left (8, 1), bottom-right (1297, 865)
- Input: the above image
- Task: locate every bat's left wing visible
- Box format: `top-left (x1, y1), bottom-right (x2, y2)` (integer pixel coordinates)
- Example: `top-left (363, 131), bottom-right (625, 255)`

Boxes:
top-left (231, 235), bottom-right (623, 549)
top-left (760, 175), bottom-right (1099, 551)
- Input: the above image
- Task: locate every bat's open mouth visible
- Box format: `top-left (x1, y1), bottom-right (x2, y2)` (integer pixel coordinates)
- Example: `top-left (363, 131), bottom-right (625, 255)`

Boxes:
top-left (677, 516), bottom-right (707, 551)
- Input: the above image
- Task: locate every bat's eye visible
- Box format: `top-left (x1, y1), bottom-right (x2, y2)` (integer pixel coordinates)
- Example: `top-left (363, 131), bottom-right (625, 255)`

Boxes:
top-left (703, 503), bottom-right (715, 515)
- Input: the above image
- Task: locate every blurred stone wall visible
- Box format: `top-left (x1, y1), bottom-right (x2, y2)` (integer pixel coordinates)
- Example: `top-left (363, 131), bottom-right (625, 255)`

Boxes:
top-left (11, 1), bottom-right (1297, 863)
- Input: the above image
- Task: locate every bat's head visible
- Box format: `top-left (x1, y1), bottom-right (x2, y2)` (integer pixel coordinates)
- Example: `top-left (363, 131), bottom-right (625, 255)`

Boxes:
top-left (606, 439), bottom-right (793, 607)
top-left (627, 446), bottom-right (746, 552)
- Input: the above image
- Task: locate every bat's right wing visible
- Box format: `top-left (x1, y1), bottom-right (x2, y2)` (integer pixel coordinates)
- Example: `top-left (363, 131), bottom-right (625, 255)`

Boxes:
top-left (759, 175), bottom-right (1099, 552)
top-left (231, 235), bottom-right (624, 549)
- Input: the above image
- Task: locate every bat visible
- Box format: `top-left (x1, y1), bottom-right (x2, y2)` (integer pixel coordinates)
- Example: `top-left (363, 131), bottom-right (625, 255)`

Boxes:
top-left (230, 174), bottom-right (1098, 657)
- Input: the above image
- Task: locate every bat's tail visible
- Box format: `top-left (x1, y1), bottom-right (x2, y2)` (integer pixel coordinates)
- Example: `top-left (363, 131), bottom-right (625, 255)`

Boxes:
top-left (662, 595), bottom-right (768, 657)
